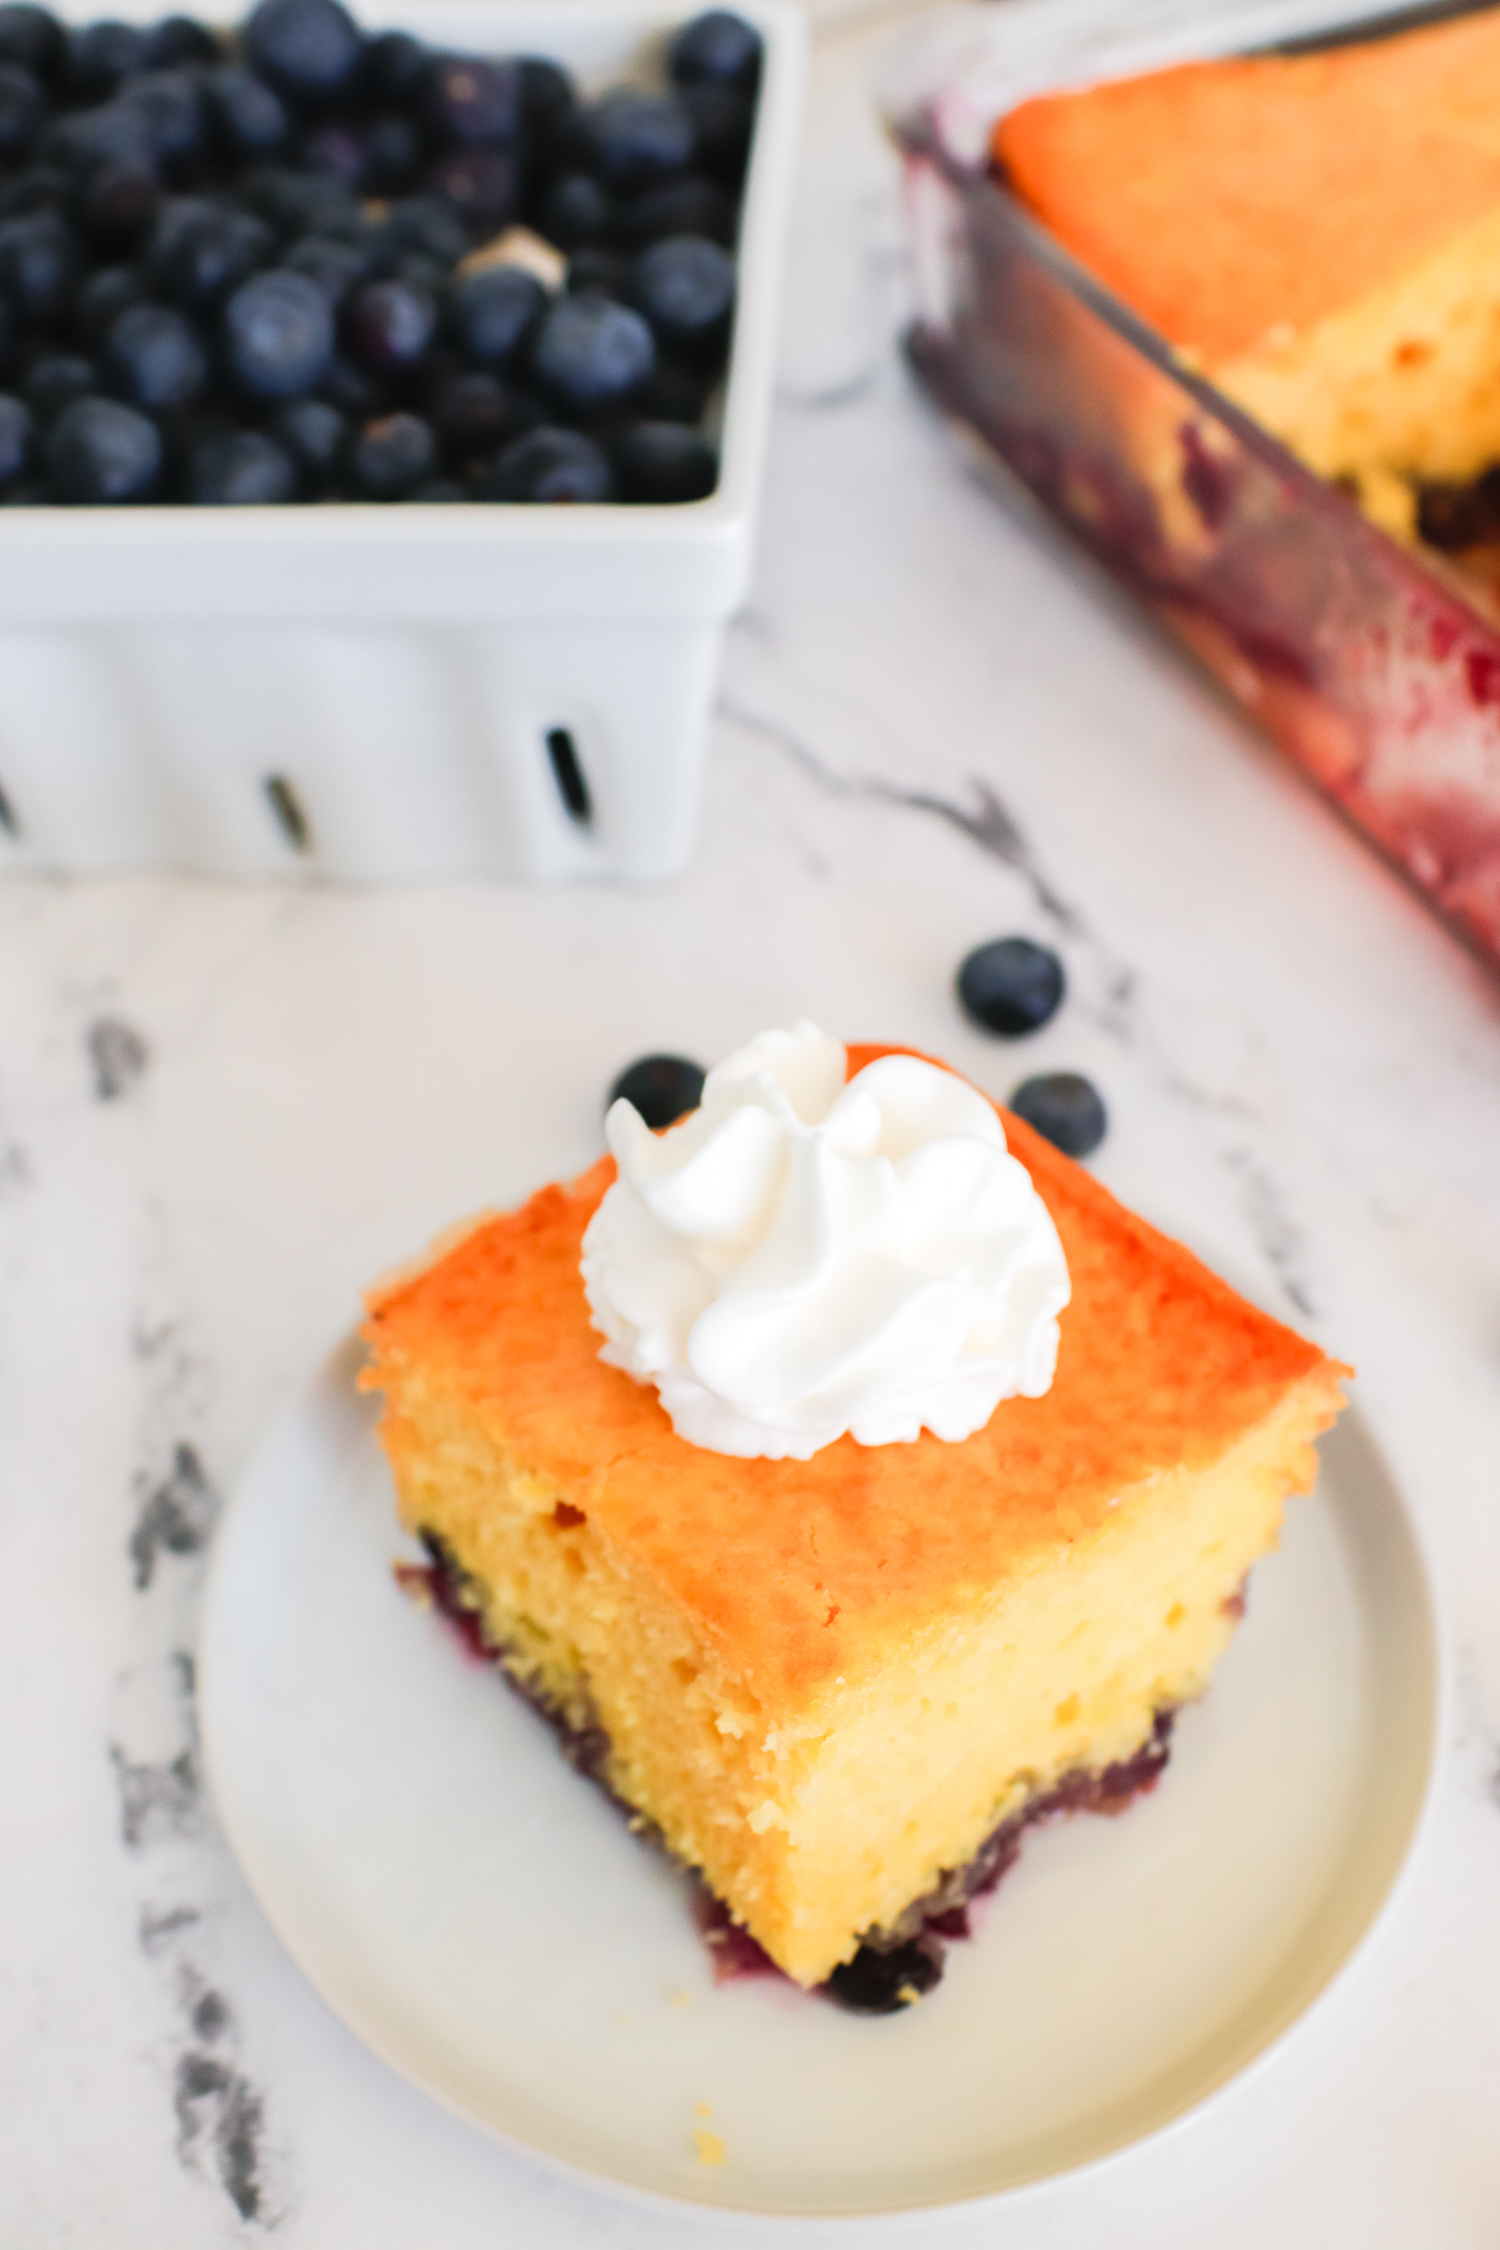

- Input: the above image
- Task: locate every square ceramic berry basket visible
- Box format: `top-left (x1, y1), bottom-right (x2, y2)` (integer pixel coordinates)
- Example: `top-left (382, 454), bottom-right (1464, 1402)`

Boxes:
top-left (883, 0), bottom-right (1500, 971)
top-left (0, 0), bottom-right (803, 883)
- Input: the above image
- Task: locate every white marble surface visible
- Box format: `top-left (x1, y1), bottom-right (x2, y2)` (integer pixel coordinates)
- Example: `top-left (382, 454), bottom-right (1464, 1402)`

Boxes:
top-left (5, 7), bottom-right (1500, 2242)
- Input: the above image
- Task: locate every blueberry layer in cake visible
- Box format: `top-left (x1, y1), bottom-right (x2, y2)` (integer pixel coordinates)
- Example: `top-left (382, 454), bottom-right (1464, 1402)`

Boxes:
top-left (361, 1040), bottom-right (1347, 1994)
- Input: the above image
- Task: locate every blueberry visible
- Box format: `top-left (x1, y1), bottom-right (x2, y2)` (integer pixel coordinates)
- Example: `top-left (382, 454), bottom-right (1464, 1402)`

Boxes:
top-left (67, 18), bottom-right (146, 103)
top-left (361, 112), bottom-right (419, 193)
top-left (429, 146), bottom-right (517, 232)
top-left (46, 394), bottom-right (160, 502)
top-left (578, 89), bottom-right (694, 189)
top-left (612, 420), bottom-right (716, 503)
top-left (145, 197), bottom-right (272, 309)
top-left (106, 302), bottom-right (208, 411)
top-left (70, 261), bottom-right (142, 348)
top-left (532, 292), bottom-right (654, 412)
top-left (517, 54), bottom-right (574, 134)
top-left (668, 11), bottom-right (762, 92)
top-left (443, 262), bottom-right (543, 370)
top-left (428, 367), bottom-right (533, 459)
top-left (412, 475), bottom-right (463, 501)
top-left (317, 347), bottom-right (388, 417)
top-left (243, 0), bottom-right (362, 108)
top-left (487, 423), bottom-right (612, 501)
top-left (142, 16), bottom-right (218, 69)
top-left (1008, 1072), bottom-right (1108, 1159)
top-left (630, 234), bottom-right (735, 356)
top-left (426, 53), bottom-right (518, 147)
top-left (957, 937), bottom-right (1066, 1037)
top-left (618, 176), bottom-right (734, 250)
top-left (23, 350), bottom-right (92, 418)
top-left (283, 230), bottom-right (367, 302)
top-left (825, 1936), bottom-right (943, 2015)
top-left (225, 268), bottom-right (333, 399)
top-left (0, 162), bottom-right (64, 219)
top-left (0, 293), bottom-right (11, 380)
top-left (0, 210), bottom-right (76, 327)
top-left (636, 349), bottom-right (713, 424)
top-left (682, 82), bottom-right (753, 182)
top-left (121, 68), bottom-right (207, 177)
top-left (607, 1053), bottom-right (705, 1128)
top-left (0, 63), bottom-right (42, 164)
top-left (0, 389), bottom-right (33, 484)
top-left (360, 27), bottom-right (429, 109)
top-left (244, 163), bottom-right (354, 239)
top-left (0, 5), bottom-right (64, 83)
top-left (346, 276), bottom-right (434, 372)
top-left (205, 65), bottom-right (289, 161)
top-left (382, 193), bottom-right (467, 269)
top-left (271, 393), bottom-right (344, 485)
top-left (537, 171), bottom-right (613, 251)
top-left (349, 409), bottom-right (433, 497)
top-left (74, 158), bottom-right (159, 253)
top-left (188, 426), bottom-right (295, 503)
top-left (44, 99), bottom-right (152, 176)
top-left (299, 119), bottom-right (363, 183)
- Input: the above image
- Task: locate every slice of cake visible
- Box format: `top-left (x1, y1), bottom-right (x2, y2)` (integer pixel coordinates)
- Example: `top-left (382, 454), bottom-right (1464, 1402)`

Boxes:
top-left (361, 1035), bottom-right (1346, 1996)
top-left (994, 9), bottom-right (1500, 491)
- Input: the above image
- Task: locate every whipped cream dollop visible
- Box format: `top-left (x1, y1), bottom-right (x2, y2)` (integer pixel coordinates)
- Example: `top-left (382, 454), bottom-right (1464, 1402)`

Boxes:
top-left (580, 1023), bottom-right (1071, 1461)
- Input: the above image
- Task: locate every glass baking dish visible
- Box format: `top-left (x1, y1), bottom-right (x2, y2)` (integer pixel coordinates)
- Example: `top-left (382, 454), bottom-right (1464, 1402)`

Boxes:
top-left (884, 0), bottom-right (1500, 970)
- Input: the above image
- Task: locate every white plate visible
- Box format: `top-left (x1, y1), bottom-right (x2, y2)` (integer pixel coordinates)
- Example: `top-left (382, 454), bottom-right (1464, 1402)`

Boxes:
top-left (199, 1335), bottom-right (1440, 2220)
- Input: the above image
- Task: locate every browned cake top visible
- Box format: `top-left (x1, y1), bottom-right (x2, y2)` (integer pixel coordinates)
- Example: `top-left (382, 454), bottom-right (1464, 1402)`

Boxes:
top-left (994, 9), bottom-right (1500, 362)
top-left (363, 1045), bottom-right (1341, 1702)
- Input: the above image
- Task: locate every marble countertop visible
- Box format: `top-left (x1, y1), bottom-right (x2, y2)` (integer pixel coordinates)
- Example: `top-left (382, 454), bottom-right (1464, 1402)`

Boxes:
top-left (6, 5), bottom-right (1500, 2241)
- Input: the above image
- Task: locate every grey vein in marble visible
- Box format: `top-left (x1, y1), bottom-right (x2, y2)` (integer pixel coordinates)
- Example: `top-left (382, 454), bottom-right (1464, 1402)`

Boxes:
top-left (88, 1015), bottom-right (151, 1103)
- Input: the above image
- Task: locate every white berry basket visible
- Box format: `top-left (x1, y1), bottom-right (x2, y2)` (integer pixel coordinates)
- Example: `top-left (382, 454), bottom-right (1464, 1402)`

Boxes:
top-left (0, 0), bottom-right (804, 883)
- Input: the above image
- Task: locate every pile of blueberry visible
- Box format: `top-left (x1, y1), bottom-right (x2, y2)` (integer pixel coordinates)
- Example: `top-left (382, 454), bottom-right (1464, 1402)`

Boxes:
top-left (0, 0), bottom-right (759, 504)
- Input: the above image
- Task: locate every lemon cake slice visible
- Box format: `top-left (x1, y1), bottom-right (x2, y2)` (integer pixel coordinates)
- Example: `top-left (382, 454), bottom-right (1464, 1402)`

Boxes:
top-left (361, 1039), bottom-right (1346, 1997)
top-left (994, 8), bottom-right (1500, 495)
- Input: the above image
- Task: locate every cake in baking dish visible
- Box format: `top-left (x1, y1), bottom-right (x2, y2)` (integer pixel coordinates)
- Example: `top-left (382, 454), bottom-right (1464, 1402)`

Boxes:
top-left (995, 7), bottom-right (1500, 504)
top-left (360, 1038), bottom-right (1347, 1997)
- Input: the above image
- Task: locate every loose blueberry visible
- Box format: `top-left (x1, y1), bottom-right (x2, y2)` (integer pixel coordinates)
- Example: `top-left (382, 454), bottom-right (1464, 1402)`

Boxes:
top-left (23, 350), bottom-right (93, 418)
top-left (532, 290), bottom-right (654, 412)
top-left (46, 393), bottom-right (160, 501)
top-left (0, 4), bottom-right (64, 83)
top-left (1008, 1072), bottom-right (1108, 1159)
top-left (243, 0), bottom-right (362, 107)
top-left (188, 425), bottom-right (296, 502)
top-left (145, 196), bottom-right (272, 309)
top-left (106, 302), bottom-right (208, 410)
top-left (0, 389), bottom-right (33, 483)
top-left (612, 419), bottom-right (715, 502)
top-left (0, 209), bottom-right (76, 326)
top-left (618, 175), bottom-right (734, 250)
top-left (429, 145), bottom-right (517, 232)
top-left (488, 422), bottom-right (612, 501)
top-left (74, 158), bottom-right (159, 254)
top-left (225, 267), bottom-right (333, 398)
top-left (957, 937), bottom-right (1066, 1037)
top-left (349, 407), bottom-right (433, 497)
top-left (443, 262), bottom-right (543, 370)
top-left (536, 170), bottom-right (613, 251)
top-left (70, 262), bottom-right (141, 349)
top-left (425, 53), bottom-right (518, 147)
top-left (283, 230), bottom-right (367, 301)
top-left (271, 392), bottom-right (343, 484)
top-left (142, 15), bottom-right (219, 69)
top-left (630, 233), bottom-right (734, 355)
top-left (66, 17), bottom-right (146, 102)
top-left (825, 1936), bottom-right (943, 2015)
top-left (578, 88), bottom-right (694, 189)
top-left (682, 81), bottom-right (753, 182)
top-left (346, 276), bottom-right (434, 372)
top-left (607, 1052), bottom-right (705, 1129)
top-left (669, 11), bottom-right (761, 91)
top-left (0, 62), bottom-right (42, 164)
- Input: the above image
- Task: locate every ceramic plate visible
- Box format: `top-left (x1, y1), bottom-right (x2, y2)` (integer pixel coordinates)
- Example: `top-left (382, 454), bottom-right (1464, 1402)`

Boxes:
top-left (199, 1334), bottom-right (1439, 2220)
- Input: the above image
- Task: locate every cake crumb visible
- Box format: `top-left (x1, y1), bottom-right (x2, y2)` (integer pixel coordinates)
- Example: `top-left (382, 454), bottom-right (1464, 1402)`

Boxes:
top-left (669, 1989), bottom-right (693, 2010)
top-left (896, 1983), bottom-right (924, 2007)
top-left (696, 2102), bottom-right (713, 2117)
top-left (693, 2121), bottom-right (726, 2168)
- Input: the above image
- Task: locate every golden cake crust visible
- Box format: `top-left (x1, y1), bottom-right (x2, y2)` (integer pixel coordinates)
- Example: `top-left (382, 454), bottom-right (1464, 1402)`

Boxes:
top-left (363, 1044), bottom-right (1342, 1710)
top-left (994, 11), bottom-right (1500, 364)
